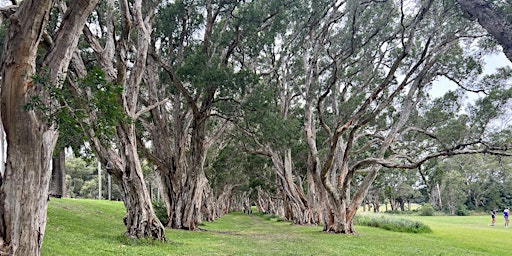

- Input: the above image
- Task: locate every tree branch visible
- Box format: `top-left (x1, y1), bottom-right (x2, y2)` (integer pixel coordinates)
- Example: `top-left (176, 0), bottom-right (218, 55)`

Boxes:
top-left (134, 98), bottom-right (170, 120)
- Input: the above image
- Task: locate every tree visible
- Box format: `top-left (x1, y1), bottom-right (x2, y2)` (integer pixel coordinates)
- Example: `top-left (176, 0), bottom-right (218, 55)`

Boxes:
top-left (0, 1), bottom-right (98, 254)
top-left (62, 0), bottom-right (167, 240)
top-left (65, 154), bottom-right (122, 200)
top-left (141, 0), bottom-right (283, 230)
top-left (456, 0), bottom-right (512, 62)
top-left (239, 80), bottom-right (316, 224)
top-left (275, 0), bottom-right (512, 234)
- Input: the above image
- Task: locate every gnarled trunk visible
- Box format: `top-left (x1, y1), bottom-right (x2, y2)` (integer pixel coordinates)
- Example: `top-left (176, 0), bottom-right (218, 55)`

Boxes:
top-left (97, 122), bottom-right (166, 240)
top-left (168, 167), bottom-right (208, 230)
top-left (256, 186), bottom-right (284, 216)
top-left (267, 148), bottom-right (316, 225)
top-left (116, 159), bottom-right (165, 240)
top-left (0, 0), bottom-right (98, 254)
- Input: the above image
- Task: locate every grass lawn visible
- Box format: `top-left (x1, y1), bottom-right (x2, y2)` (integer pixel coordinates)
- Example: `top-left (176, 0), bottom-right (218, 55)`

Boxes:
top-left (42, 198), bottom-right (509, 255)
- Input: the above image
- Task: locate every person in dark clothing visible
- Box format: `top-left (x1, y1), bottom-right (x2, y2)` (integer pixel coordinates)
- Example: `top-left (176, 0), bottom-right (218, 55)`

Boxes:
top-left (490, 209), bottom-right (497, 226)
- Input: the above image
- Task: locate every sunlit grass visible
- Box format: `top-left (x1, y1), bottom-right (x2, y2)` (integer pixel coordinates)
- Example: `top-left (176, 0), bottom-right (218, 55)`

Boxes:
top-left (355, 213), bottom-right (431, 233)
top-left (42, 198), bottom-right (510, 255)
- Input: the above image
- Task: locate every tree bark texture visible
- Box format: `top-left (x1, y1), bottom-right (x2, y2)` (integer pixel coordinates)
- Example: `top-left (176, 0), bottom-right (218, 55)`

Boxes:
top-left (0, 0), bottom-right (98, 254)
top-left (72, 0), bottom-right (166, 241)
top-left (456, 0), bottom-right (512, 62)
top-left (144, 52), bottom-right (220, 230)
top-left (116, 126), bottom-right (165, 240)
top-left (50, 149), bottom-right (66, 198)
top-left (256, 187), bottom-right (284, 217)
top-left (144, 81), bottom-right (208, 230)
top-left (269, 148), bottom-right (314, 225)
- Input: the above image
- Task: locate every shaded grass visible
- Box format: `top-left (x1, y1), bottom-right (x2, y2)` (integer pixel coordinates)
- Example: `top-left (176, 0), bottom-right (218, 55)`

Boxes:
top-left (43, 198), bottom-right (510, 255)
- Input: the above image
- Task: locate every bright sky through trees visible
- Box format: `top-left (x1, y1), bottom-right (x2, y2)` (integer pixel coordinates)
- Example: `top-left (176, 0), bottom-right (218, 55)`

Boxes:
top-left (430, 52), bottom-right (512, 99)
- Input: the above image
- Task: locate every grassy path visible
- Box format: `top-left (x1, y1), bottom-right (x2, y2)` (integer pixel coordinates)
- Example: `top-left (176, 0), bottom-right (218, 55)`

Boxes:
top-left (42, 199), bottom-right (511, 255)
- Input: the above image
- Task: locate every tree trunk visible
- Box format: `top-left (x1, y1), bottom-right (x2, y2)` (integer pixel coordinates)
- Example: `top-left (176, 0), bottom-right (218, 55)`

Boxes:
top-left (256, 186), bottom-right (284, 216)
top-left (50, 148), bottom-right (66, 198)
top-left (117, 159), bottom-right (165, 240)
top-left (0, 0), bottom-right (97, 254)
top-left (91, 121), bottom-right (167, 240)
top-left (0, 1), bottom-right (53, 252)
top-left (456, 0), bottom-right (512, 62)
top-left (201, 179), bottom-right (216, 222)
top-left (269, 148), bottom-right (313, 225)
top-left (78, 0), bottom-right (166, 240)
top-left (168, 168), bottom-right (208, 230)
top-left (322, 193), bottom-right (356, 234)
top-left (306, 168), bottom-right (323, 224)
top-left (214, 185), bottom-right (234, 217)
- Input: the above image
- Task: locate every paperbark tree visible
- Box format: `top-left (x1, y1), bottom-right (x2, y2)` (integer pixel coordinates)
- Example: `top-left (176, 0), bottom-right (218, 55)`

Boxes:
top-left (240, 92), bottom-right (316, 224)
top-left (65, 0), bottom-right (166, 240)
top-left (276, 0), bottom-right (511, 234)
top-left (141, 0), bottom-right (283, 230)
top-left (456, 0), bottom-right (512, 62)
top-left (0, 0), bottom-right (98, 254)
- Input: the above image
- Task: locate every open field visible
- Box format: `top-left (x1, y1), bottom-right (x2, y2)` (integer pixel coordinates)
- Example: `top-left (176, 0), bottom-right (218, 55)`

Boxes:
top-left (42, 198), bottom-right (509, 255)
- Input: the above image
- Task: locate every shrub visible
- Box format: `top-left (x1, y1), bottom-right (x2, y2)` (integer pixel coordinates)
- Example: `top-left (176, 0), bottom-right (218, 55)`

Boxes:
top-left (152, 200), bottom-right (168, 225)
top-left (354, 214), bottom-right (432, 233)
top-left (456, 205), bottom-right (470, 216)
top-left (418, 203), bottom-right (435, 216)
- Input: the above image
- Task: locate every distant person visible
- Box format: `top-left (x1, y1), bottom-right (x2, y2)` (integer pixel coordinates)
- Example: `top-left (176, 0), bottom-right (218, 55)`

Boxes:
top-left (504, 208), bottom-right (510, 228)
top-left (491, 209), bottom-right (497, 226)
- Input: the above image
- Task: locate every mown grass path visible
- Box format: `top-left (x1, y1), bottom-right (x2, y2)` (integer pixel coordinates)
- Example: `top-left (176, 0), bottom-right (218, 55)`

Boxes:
top-left (42, 199), bottom-right (510, 255)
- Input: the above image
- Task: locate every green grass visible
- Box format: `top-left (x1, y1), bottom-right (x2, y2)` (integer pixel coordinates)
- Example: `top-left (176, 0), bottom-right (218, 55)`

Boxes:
top-left (355, 213), bottom-right (432, 233)
top-left (42, 198), bottom-right (509, 255)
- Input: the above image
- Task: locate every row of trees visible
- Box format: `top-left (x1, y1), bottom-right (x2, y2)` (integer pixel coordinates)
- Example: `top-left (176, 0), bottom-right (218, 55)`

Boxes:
top-left (0, 0), bottom-right (511, 255)
top-left (65, 150), bottom-right (512, 217)
top-left (361, 154), bottom-right (512, 215)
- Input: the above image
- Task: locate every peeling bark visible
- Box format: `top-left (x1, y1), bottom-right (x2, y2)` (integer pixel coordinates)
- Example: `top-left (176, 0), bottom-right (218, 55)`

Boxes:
top-left (0, 0), bottom-right (98, 254)
top-left (456, 0), bottom-right (512, 62)
top-left (50, 148), bottom-right (66, 198)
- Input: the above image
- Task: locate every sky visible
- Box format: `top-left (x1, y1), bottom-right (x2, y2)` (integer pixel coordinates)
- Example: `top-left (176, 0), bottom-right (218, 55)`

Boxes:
top-left (430, 52), bottom-right (512, 99)
top-left (430, 52), bottom-right (512, 98)
top-left (428, 52), bottom-right (512, 130)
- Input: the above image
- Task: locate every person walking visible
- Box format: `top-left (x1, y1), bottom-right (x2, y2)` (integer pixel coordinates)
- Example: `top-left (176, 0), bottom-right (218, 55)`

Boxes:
top-left (491, 209), bottom-right (497, 226)
top-left (504, 208), bottom-right (510, 228)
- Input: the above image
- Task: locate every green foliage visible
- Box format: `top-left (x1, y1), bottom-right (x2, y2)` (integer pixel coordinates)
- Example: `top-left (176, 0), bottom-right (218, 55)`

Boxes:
top-left (66, 154), bottom-right (122, 200)
top-left (455, 205), bottom-right (470, 216)
top-left (152, 200), bottom-right (168, 225)
top-left (354, 213), bottom-right (432, 233)
top-left (240, 82), bottom-right (303, 150)
top-left (28, 67), bottom-right (127, 151)
top-left (206, 140), bottom-right (276, 201)
top-left (0, 23), bottom-right (6, 60)
top-left (154, 1), bottom-right (203, 53)
top-left (66, 156), bottom-right (97, 198)
top-left (418, 203), bottom-right (435, 216)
